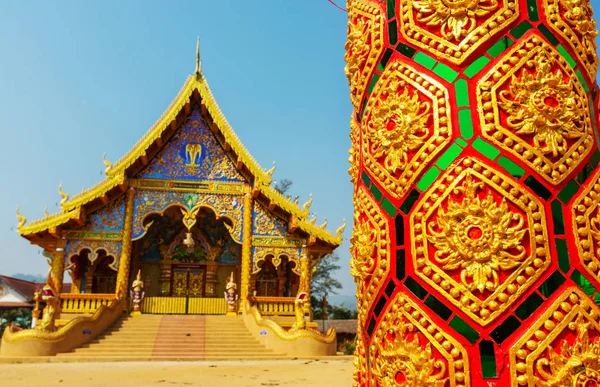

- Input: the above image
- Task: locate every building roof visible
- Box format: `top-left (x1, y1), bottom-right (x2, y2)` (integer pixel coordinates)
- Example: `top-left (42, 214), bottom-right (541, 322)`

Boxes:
top-left (0, 276), bottom-right (71, 302)
top-left (315, 319), bottom-right (358, 334)
top-left (16, 63), bottom-right (344, 248)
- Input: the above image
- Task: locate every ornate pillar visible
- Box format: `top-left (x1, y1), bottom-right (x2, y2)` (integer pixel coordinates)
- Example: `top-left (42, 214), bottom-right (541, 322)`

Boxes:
top-left (240, 191), bottom-right (252, 309)
top-left (346, 1), bottom-right (600, 385)
top-left (116, 187), bottom-right (136, 299)
top-left (50, 240), bottom-right (66, 295)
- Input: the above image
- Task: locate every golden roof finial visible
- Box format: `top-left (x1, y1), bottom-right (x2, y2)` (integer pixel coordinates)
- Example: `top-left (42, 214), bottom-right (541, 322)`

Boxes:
top-left (58, 182), bottom-right (69, 205)
top-left (294, 196), bottom-right (299, 204)
top-left (16, 206), bottom-right (26, 230)
top-left (44, 206), bottom-right (50, 217)
top-left (102, 153), bottom-right (113, 174)
top-left (302, 193), bottom-right (313, 213)
top-left (320, 218), bottom-right (328, 229)
top-left (336, 218), bottom-right (346, 239)
top-left (195, 36), bottom-right (202, 77)
top-left (309, 213), bottom-right (317, 224)
top-left (266, 161), bottom-right (276, 177)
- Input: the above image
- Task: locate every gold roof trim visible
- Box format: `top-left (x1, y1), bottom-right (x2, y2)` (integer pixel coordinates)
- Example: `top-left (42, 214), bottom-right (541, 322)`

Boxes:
top-left (19, 207), bottom-right (81, 236)
top-left (62, 174), bottom-right (126, 212)
top-left (296, 217), bottom-right (344, 246)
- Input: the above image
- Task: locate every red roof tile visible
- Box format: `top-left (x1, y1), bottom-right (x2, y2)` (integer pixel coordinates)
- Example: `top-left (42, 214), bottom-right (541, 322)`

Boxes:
top-left (0, 276), bottom-right (41, 301)
top-left (0, 302), bottom-right (32, 308)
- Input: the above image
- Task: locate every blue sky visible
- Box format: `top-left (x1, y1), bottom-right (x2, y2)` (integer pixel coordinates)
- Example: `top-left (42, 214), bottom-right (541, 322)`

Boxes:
top-left (0, 2), bottom-right (356, 294)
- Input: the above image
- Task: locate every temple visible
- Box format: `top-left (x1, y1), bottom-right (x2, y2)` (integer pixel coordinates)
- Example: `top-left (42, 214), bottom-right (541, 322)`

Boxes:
top-left (2, 41), bottom-right (343, 357)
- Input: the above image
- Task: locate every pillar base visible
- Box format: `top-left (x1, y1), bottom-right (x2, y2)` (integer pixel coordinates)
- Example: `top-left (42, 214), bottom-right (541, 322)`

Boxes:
top-left (130, 311), bottom-right (142, 316)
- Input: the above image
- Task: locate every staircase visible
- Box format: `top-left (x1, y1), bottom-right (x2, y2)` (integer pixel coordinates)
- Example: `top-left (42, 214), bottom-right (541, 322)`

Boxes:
top-left (56, 314), bottom-right (288, 361)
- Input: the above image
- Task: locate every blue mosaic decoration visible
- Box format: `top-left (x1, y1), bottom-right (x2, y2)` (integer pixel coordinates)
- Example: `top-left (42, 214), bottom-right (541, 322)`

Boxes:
top-left (65, 239), bottom-right (121, 271)
top-left (139, 105), bottom-right (246, 182)
top-left (84, 195), bottom-right (125, 231)
top-left (132, 188), bottom-right (244, 243)
top-left (252, 201), bottom-right (291, 237)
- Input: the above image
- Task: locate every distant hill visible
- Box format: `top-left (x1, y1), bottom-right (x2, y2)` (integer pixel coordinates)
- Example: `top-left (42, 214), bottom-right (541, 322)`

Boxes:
top-left (328, 295), bottom-right (357, 310)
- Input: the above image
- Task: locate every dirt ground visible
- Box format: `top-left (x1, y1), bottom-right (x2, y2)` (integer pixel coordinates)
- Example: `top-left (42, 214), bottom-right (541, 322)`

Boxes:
top-left (0, 359), bottom-right (354, 386)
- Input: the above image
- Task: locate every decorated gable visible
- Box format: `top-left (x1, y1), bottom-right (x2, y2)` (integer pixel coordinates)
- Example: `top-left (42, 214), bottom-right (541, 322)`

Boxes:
top-left (139, 104), bottom-right (246, 182)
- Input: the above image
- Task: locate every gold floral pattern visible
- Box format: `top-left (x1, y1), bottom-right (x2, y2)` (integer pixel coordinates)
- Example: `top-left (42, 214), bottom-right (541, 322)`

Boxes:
top-left (349, 212), bottom-right (376, 282)
top-left (348, 117), bottom-right (361, 184)
top-left (411, 157), bottom-right (550, 325)
top-left (370, 293), bottom-right (470, 387)
top-left (510, 288), bottom-right (600, 387)
top-left (344, 1), bottom-right (384, 110)
top-left (572, 168), bottom-right (600, 281)
top-left (546, 0), bottom-right (599, 79)
top-left (413, 0), bottom-right (499, 41)
top-left (427, 173), bottom-right (527, 293)
top-left (399, 0), bottom-right (518, 64)
top-left (362, 60), bottom-right (451, 199)
top-left (366, 86), bottom-right (430, 172)
top-left (498, 52), bottom-right (587, 158)
top-left (477, 35), bottom-right (593, 185)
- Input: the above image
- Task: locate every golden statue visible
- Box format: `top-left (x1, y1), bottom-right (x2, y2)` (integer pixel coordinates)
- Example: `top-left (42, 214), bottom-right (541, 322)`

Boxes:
top-left (36, 270), bottom-right (60, 332)
top-left (224, 272), bottom-right (238, 316)
top-left (130, 270), bottom-right (144, 316)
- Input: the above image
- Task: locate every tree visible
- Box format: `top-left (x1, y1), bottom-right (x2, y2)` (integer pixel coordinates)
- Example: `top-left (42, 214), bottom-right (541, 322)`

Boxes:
top-left (274, 179), bottom-right (293, 196)
top-left (311, 252), bottom-right (343, 300)
top-left (0, 308), bottom-right (32, 336)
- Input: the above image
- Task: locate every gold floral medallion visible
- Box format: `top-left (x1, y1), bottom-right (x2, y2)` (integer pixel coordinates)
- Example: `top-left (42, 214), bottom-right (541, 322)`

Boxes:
top-left (510, 288), bottom-right (600, 387)
top-left (498, 52), bottom-right (586, 158)
top-left (545, 0), bottom-right (598, 79)
top-left (361, 60), bottom-right (451, 199)
top-left (413, 0), bottom-right (498, 41)
top-left (344, 1), bottom-right (384, 110)
top-left (411, 157), bottom-right (550, 325)
top-left (572, 168), bottom-right (600, 282)
top-left (350, 212), bottom-right (377, 282)
top-left (427, 173), bottom-right (527, 293)
top-left (399, 0), bottom-right (518, 64)
top-left (370, 293), bottom-right (470, 387)
top-left (477, 35), bottom-right (593, 185)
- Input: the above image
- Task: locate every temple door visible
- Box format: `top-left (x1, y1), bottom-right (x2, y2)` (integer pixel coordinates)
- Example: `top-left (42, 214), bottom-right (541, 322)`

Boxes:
top-left (171, 266), bottom-right (205, 298)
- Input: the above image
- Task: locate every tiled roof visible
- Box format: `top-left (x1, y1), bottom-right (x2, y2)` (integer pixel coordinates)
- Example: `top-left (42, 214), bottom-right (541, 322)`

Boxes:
top-left (0, 276), bottom-right (71, 301)
top-left (0, 302), bottom-right (32, 308)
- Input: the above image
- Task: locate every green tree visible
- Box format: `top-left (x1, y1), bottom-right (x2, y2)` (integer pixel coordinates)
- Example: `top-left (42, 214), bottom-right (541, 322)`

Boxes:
top-left (311, 252), bottom-right (343, 300)
top-left (274, 179), bottom-right (293, 195)
top-left (0, 308), bottom-right (32, 336)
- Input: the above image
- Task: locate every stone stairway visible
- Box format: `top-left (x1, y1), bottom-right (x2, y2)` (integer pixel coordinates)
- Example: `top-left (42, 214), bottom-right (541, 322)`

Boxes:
top-left (56, 314), bottom-right (288, 361)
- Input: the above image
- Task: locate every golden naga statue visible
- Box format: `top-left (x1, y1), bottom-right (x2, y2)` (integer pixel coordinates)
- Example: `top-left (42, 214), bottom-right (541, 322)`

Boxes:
top-left (36, 270), bottom-right (61, 332)
top-left (224, 272), bottom-right (238, 315)
top-left (291, 258), bottom-right (310, 332)
top-left (130, 270), bottom-right (145, 316)
top-left (345, 0), bottom-right (600, 385)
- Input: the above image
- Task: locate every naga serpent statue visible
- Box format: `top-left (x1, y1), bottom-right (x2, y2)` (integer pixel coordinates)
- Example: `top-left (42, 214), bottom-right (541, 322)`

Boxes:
top-left (345, 0), bottom-right (600, 385)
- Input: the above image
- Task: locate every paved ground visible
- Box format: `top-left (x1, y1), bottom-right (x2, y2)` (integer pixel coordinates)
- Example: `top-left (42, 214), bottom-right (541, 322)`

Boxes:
top-left (0, 359), bottom-right (354, 386)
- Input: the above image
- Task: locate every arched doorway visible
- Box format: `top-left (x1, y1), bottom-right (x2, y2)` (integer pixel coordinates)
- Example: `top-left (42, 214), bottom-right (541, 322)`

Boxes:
top-left (130, 205), bottom-right (241, 314)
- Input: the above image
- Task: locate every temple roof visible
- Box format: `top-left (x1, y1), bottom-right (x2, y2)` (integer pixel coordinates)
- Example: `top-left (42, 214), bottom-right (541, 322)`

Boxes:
top-left (16, 66), bottom-right (344, 248)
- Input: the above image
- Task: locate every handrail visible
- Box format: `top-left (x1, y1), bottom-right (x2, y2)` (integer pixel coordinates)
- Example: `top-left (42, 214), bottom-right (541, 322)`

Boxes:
top-left (60, 293), bottom-right (117, 313)
top-left (249, 296), bottom-right (296, 316)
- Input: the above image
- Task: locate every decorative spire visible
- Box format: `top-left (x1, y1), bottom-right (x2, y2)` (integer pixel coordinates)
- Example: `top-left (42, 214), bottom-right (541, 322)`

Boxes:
top-left (266, 161), bottom-right (276, 177)
top-left (16, 206), bottom-right (26, 230)
top-left (58, 183), bottom-right (69, 205)
top-left (336, 218), bottom-right (346, 239)
top-left (102, 153), bottom-right (113, 174)
top-left (195, 36), bottom-right (202, 77)
top-left (320, 218), bottom-right (328, 229)
top-left (309, 213), bottom-right (317, 224)
top-left (302, 193), bottom-right (313, 213)
top-left (44, 206), bottom-right (50, 217)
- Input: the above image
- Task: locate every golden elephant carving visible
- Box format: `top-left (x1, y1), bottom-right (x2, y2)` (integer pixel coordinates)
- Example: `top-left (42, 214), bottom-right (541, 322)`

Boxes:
top-left (184, 143), bottom-right (202, 170)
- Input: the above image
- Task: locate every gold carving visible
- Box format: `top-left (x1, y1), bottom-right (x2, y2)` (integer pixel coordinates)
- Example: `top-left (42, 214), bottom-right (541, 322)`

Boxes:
top-left (546, 0), bottom-right (598, 79)
top-left (413, 0), bottom-right (498, 41)
top-left (102, 153), bottom-right (112, 175)
top-left (362, 60), bottom-right (451, 199)
top-left (478, 35), bottom-right (593, 185)
top-left (498, 52), bottom-right (587, 158)
top-left (509, 287), bottom-right (600, 386)
top-left (116, 188), bottom-right (135, 298)
top-left (344, 0), bottom-right (384, 110)
top-left (58, 183), bottom-right (69, 205)
top-left (349, 117), bottom-right (360, 184)
top-left (427, 173), bottom-right (526, 293)
top-left (411, 157), bottom-right (550, 325)
top-left (399, 0), bottom-right (518, 64)
top-left (369, 293), bottom-right (470, 387)
top-left (15, 206), bottom-right (26, 230)
top-left (184, 143), bottom-right (202, 172)
top-left (367, 87), bottom-right (430, 173)
top-left (349, 212), bottom-right (376, 282)
top-left (572, 169), bottom-right (600, 281)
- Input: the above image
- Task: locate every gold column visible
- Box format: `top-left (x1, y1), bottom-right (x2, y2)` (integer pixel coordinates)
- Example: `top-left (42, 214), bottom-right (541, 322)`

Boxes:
top-left (116, 187), bottom-right (136, 299)
top-left (50, 240), bottom-right (67, 295)
top-left (240, 191), bottom-right (252, 309)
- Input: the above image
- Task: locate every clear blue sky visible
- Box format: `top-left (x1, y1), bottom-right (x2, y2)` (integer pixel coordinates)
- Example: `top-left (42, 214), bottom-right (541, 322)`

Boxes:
top-left (0, 1), bottom-right (356, 294)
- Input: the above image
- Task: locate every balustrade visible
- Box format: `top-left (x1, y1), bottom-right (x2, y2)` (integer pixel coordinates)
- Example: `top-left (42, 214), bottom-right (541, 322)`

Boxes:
top-left (250, 296), bottom-right (295, 316)
top-left (60, 293), bottom-right (116, 314)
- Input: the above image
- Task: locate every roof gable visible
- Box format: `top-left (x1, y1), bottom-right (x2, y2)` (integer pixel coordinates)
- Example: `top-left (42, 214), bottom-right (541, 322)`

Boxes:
top-left (138, 104), bottom-right (247, 183)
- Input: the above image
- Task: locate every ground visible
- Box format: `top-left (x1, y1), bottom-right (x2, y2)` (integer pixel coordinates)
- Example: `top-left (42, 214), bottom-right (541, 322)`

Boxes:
top-left (0, 359), bottom-right (353, 386)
